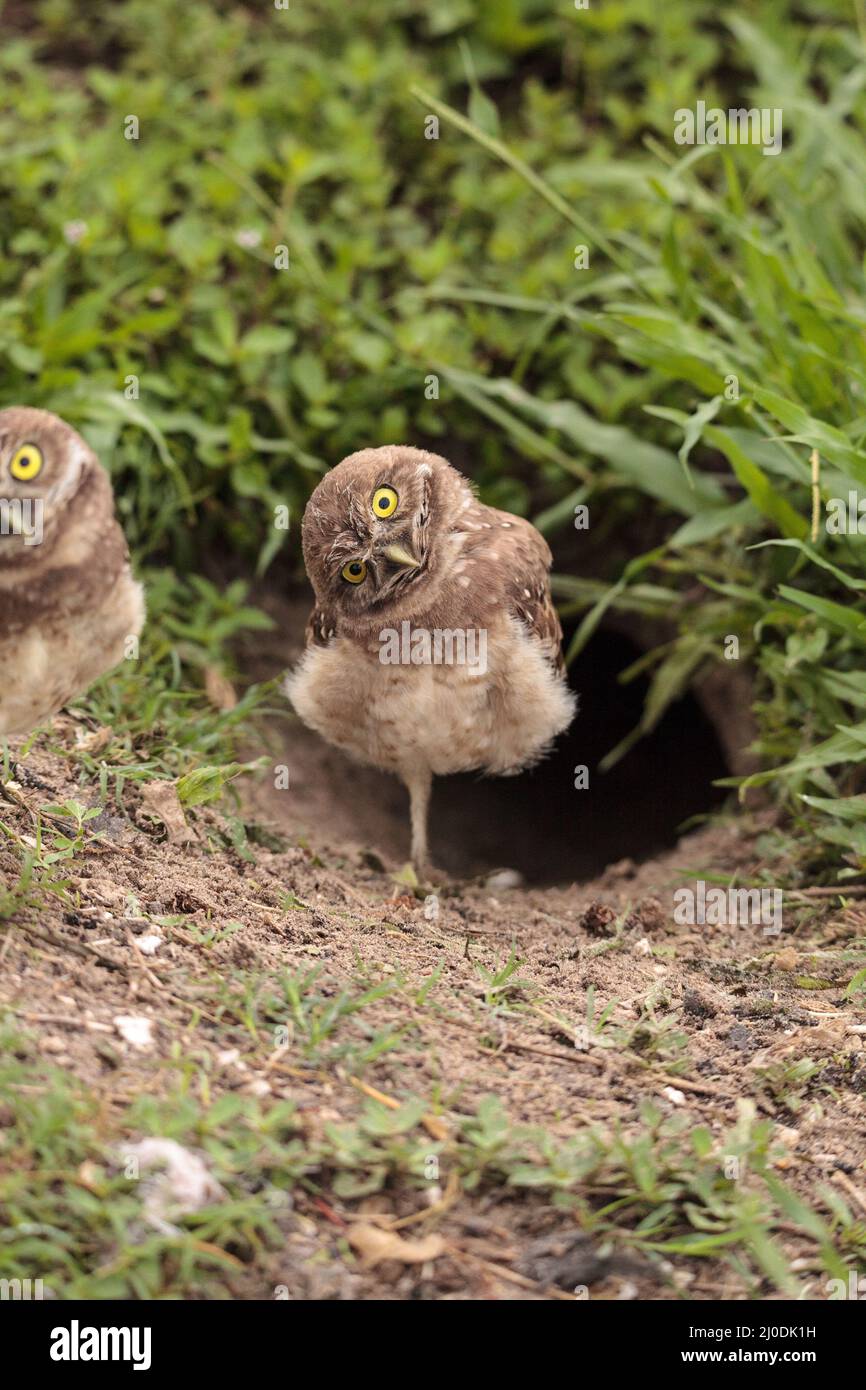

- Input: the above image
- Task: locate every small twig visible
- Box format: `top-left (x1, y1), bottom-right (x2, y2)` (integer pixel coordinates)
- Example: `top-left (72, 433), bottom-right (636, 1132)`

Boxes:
top-left (4, 1008), bottom-right (112, 1033)
top-left (347, 1074), bottom-right (448, 1140)
top-left (831, 1170), bottom-right (866, 1220)
top-left (329, 873), bottom-right (376, 909)
top-left (491, 1037), bottom-right (606, 1067)
top-left (10, 921), bottom-right (130, 974)
top-left (647, 1071), bottom-right (737, 1101)
top-left (338, 1171), bottom-right (462, 1233)
top-left (786, 885), bottom-right (866, 899)
top-left (125, 928), bottom-right (164, 991)
top-left (447, 1247), bottom-right (577, 1301)
top-left (389, 1171), bottom-right (461, 1230)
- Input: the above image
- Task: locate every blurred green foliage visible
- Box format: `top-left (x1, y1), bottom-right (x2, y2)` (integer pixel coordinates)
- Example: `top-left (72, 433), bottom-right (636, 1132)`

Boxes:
top-left (4, 0), bottom-right (866, 870)
top-left (0, 0), bottom-right (592, 565)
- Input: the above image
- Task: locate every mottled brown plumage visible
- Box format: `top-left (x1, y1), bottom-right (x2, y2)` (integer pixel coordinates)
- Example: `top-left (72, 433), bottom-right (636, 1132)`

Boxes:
top-left (0, 407), bottom-right (145, 737)
top-left (286, 445), bottom-right (575, 874)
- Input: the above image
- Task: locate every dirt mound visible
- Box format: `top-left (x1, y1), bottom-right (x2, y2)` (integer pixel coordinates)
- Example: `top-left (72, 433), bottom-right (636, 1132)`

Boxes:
top-left (2, 720), bottom-right (864, 1300)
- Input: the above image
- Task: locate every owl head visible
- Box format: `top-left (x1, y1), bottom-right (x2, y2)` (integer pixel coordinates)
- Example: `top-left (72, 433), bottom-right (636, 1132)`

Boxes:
top-left (0, 407), bottom-right (100, 557)
top-left (301, 445), bottom-right (474, 630)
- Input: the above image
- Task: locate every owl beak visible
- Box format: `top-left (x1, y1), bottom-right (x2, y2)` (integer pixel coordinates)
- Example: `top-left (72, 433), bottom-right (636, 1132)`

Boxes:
top-left (381, 542), bottom-right (419, 570)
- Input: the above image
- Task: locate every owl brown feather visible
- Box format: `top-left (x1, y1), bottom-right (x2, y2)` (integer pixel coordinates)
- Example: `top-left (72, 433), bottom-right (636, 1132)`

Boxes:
top-left (0, 407), bottom-right (145, 737)
top-left (287, 444), bottom-right (575, 874)
top-left (452, 501), bottom-right (566, 674)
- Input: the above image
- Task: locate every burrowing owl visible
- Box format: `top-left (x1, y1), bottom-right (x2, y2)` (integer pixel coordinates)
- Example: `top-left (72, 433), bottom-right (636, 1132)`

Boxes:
top-left (286, 445), bottom-right (575, 875)
top-left (0, 407), bottom-right (145, 739)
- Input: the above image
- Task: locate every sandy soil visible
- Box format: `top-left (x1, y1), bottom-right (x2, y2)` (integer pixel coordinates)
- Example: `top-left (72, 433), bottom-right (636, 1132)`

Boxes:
top-left (2, 687), bottom-right (865, 1299)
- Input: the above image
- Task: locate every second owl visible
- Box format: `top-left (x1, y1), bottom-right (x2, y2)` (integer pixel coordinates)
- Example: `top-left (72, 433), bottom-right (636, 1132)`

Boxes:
top-left (0, 407), bottom-right (145, 739)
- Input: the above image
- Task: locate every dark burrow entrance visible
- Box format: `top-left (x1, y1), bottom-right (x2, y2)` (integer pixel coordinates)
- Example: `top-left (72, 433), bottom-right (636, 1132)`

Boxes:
top-left (426, 626), bottom-right (729, 884)
top-left (253, 591), bottom-right (732, 888)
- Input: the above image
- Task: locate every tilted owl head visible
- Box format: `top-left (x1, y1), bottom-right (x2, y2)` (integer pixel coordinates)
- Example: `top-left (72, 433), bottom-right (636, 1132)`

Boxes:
top-left (0, 407), bottom-right (99, 556)
top-left (301, 446), bottom-right (473, 627)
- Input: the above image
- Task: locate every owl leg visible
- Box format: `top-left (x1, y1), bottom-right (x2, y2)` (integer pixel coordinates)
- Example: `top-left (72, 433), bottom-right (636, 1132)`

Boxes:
top-left (405, 767), bottom-right (432, 875)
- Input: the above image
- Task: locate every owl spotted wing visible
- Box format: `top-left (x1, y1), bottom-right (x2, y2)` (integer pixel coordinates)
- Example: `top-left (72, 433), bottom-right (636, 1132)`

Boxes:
top-left (486, 508), bottom-right (566, 673)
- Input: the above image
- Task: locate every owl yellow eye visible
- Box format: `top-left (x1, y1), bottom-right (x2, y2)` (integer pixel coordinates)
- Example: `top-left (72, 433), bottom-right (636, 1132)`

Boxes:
top-left (341, 559), bottom-right (367, 585)
top-left (372, 485), bottom-right (398, 518)
top-left (9, 443), bottom-right (43, 482)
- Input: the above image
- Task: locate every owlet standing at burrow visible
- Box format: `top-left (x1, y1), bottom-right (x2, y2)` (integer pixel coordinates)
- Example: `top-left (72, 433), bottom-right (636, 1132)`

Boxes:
top-left (0, 407), bottom-right (145, 738)
top-left (287, 445), bottom-right (576, 875)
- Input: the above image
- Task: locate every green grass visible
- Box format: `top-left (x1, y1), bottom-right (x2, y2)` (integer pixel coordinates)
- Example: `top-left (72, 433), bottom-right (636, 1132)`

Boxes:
top-left (3, 0), bottom-right (866, 1303)
top-left (67, 572), bottom-right (278, 794)
top-left (411, 10), bottom-right (866, 875)
top-left (1, 993), bottom-right (862, 1300)
top-left (0, 565), bottom-right (280, 932)
top-left (2, 0), bottom-right (866, 869)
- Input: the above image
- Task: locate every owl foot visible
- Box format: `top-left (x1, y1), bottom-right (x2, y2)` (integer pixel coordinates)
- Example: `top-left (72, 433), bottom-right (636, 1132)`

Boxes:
top-left (388, 860), bottom-right (448, 898)
top-left (415, 864), bottom-right (451, 891)
top-left (427, 866), bottom-right (524, 897)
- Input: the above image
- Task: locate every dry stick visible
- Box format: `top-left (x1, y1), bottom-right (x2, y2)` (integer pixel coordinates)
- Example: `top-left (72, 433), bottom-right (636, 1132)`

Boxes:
top-left (9, 918), bottom-right (230, 1030)
top-left (125, 927), bottom-right (164, 992)
top-left (347, 1074), bottom-right (448, 1141)
top-left (648, 1072), bottom-right (737, 1100)
top-left (493, 1037), bottom-right (606, 1066)
top-left (338, 1172), bottom-right (462, 1234)
top-left (269, 1060), bottom-right (330, 1084)
top-left (811, 449), bottom-right (821, 544)
top-left (12, 921), bottom-right (130, 974)
top-left (481, 1019), bottom-right (736, 1101)
top-left (6, 1009), bottom-right (113, 1033)
top-left (831, 1170), bottom-right (866, 1220)
top-left (786, 885), bottom-right (866, 899)
top-left (442, 923), bottom-right (512, 939)
top-left (528, 1000), bottom-right (583, 1035)
top-left (400, 990), bottom-right (608, 1068)
top-left (329, 873), bottom-right (377, 910)
top-left (388, 1172), bottom-right (461, 1231)
top-left (404, 992), bottom-right (701, 1106)
top-left (0, 923), bottom-right (16, 966)
top-left (447, 1247), bottom-right (577, 1302)
top-left (340, 1204), bottom-right (572, 1299)
top-left (348, 1076), bottom-right (401, 1108)
top-left (493, 999), bottom-right (719, 1089)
